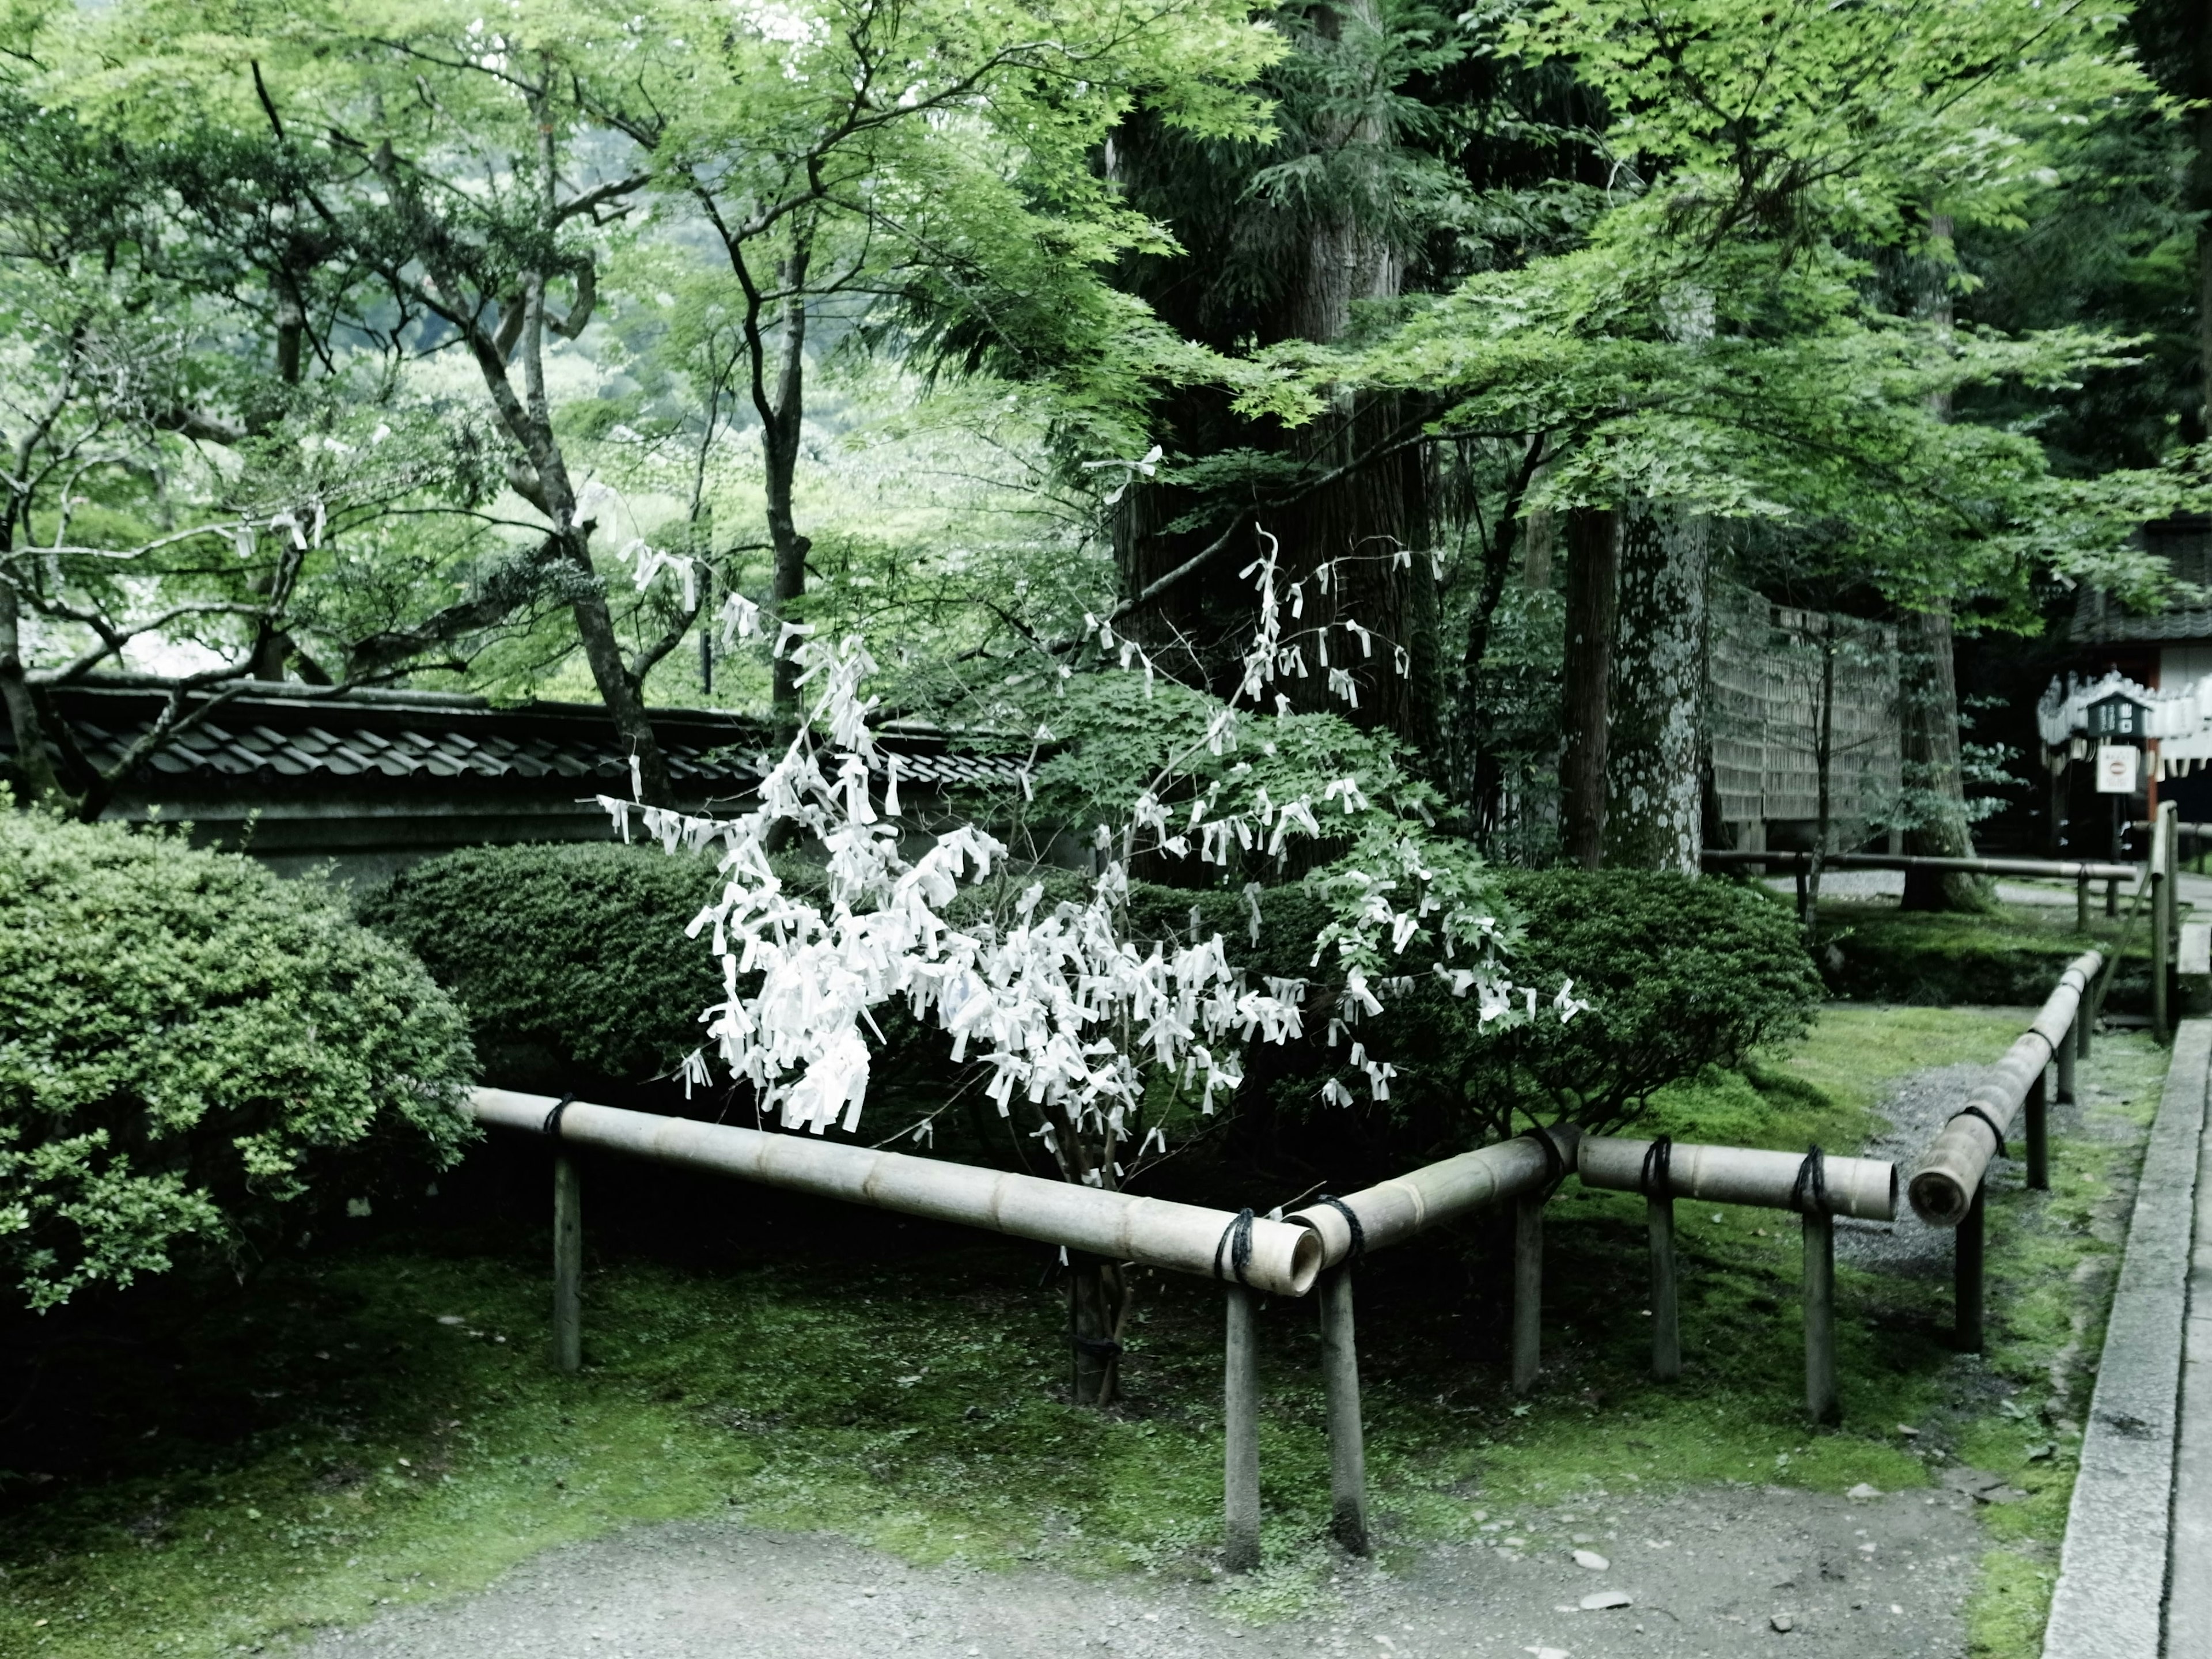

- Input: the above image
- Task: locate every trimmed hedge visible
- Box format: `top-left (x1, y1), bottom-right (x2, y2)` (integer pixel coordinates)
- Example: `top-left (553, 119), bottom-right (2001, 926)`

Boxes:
top-left (358, 842), bottom-right (730, 1092)
top-left (364, 844), bottom-right (1823, 1170)
top-left (0, 809), bottom-right (477, 1312)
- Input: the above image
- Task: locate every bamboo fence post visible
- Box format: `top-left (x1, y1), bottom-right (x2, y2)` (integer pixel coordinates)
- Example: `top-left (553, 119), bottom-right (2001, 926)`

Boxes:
top-left (2077, 870), bottom-right (2089, 935)
top-left (552, 1148), bottom-right (582, 1374)
top-left (2078, 981), bottom-right (2094, 1060)
top-left (2056, 1010), bottom-right (2078, 1104)
top-left (1802, 1206), bottom-right (1837, 1424)
top-left (1955, 1184), bottom-right (1986, 1353)
top-left (1647, 1192), bottom-right (1681, 1381)
top-left (1223, 1285), bottom-right (1261, 1572)
top-left (2025, 1069), bottom-right (2050, 1191)
top-left (2154, 851), bottom-right (2171, 1046)
top-left (1317, 1267), bottom-right (1368, 1555)
top-left (1513, 1192), bottom-right (1544, 1394)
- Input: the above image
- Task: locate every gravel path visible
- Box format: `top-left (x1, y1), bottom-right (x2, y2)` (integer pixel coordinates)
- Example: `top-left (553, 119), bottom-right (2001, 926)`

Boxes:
top-left (301, 1484), bottom-right (1979, 1659)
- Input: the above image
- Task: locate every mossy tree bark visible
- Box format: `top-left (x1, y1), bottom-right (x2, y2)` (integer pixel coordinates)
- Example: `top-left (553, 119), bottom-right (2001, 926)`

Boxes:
top-left (1899, 605), bottom-right (1994, 911)
top-left (1603, 500), bottom-right (1707, 874)
top-left (1107, 0), bottom-right (1440, 755)
top-left (1558, 507), bottom-right (1619, 869)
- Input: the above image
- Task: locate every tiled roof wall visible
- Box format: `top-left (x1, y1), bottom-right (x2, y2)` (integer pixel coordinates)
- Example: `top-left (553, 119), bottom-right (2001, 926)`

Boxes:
top-left (9, 691), bottom-right (1029, 790)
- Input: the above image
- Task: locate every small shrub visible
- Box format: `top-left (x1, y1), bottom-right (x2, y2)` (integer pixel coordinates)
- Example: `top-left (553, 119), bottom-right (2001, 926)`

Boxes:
top-left (1267, 869), bottom-right (1823, 1160)
top-left (359, 842), bottom-right (736, 1089)
top-left (0, 809), bottom-right (477, 1312)
top-left (1463, 869), bottom-right (1823, 1132)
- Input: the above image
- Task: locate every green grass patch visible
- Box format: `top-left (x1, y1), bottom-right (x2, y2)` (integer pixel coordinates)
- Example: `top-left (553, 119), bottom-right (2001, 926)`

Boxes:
top-left (1817, 895), bottom-right (2159, 1010)
top-left (0, 1010), bottom-right (2169, 1659)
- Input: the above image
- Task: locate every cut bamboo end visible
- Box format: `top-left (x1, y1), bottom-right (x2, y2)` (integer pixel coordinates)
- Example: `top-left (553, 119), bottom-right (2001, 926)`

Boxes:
top-left (1907, 954), bottom-right (2101, 1228)
top-left (471, 1088), bottom-right (1322, 1298)
top-left (1286, 1123), bottom-right (1581, 1269)
top-left (1578, 1137), bottom-right (1895, 1222)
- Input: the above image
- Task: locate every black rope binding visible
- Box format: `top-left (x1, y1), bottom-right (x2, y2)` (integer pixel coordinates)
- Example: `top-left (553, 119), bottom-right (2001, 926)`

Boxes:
top-left (1518, 1122), bottom-right (1569, 1199)
top-left (1212, 1207), bottom-right (1257, 1285)
top-left (1313, 1195), bottom-right (1366, 1263)
top-left (1070, 1333), bottom-right (1125, 1359)
top-left (1639, 1134), bottom-right (1675, 1201)
top-left (1953, 1103), bottom-right (2010, 1160)
top-left (1789, 1143), bottom-right (1828, 1216)
top-left (543, 1092), bottom-right (578, 1139)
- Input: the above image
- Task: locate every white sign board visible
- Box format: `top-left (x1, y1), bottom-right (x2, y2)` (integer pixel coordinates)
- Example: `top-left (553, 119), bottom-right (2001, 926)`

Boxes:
top-left (2096, 744), bottom-right (2141, 794)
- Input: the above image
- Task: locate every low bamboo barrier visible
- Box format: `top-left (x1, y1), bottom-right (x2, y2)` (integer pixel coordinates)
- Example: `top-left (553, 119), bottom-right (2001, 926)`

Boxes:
top-left (472, 1089), bottom-right (1319, 1295)
top-left (1279, 1124), bottom-right (1581, 1554)
top-left (1577, 1138), bottom-right (1897, 1424)
top-left (1905, 950), bottom-right (2105, 1353)
top-left (468, 1086), bottom-right (1321, 1573)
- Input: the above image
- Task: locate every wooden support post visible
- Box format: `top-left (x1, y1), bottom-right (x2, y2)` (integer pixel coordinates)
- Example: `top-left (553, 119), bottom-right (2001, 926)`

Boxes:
top-left (1223, 1285), bottom-right (1260, 1573)
top-left (1802, 1208), bottom-right (1838, 1425)
top-left (1955, 1183), bottom-right (1986, 1354)
top-left (1647, 1193), bottom-right (1681, 1381)
top-left (2077, 872), bottom-right (2089, 935)
top-left (2025, 1069), bottom-right (2050, 1191)
top-left (2056, 1016), bottom-right (2077, 1105)
top-left (1513, 1192), bottom-right (1544, 1394)
top-left (2078, 983), bottom-right (2094, 1061)
top-left (1317, 1267), bottom-right (1368, 1555)
top-left (1794, 867), bottom-right (1809, 927)
top-left (2154, 869), bottom-right (2171, 1044)
top-left (552, 1149), bottom-right (582, 1374)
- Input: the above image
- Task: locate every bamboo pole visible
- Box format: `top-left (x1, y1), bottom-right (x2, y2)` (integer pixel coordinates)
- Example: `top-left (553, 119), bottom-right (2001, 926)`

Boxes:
top-left (1578, 1138), bottom-right (1896, 1220)
top-left (2078, 976), bottom-right (2095, 1061)
top-left (1513, 1192), bottom-right (1544, 1395)
top-left (1647, 1192), bottom-right (1680, 1381)
top-left (1906, 952), bottom-right (2103, 1226)
top-left (2078, 871), bottom-right (2089, 935)
top-left (1223, 1285), bottom-right (1260, 1573)
top-left (1702, 850), bottom-right (2135, 881)
top-left (2025, 1069), bottom-right (2050, 1192)
top-left (2154, 805), bottom-right (2172, 1044)
top-left (1956, 1184), bottom-right (1986, 1353)
top-left (552, 1149), bottom-right (582, 1375)
top-left (1803, 1209), bottom-right (1837, 1423)
top-left (2056, 1010), bottom-right (2077, 1104)
top-left (1317, 1267), bottom-right (1368, 1555)
top-left (1286, 1125), bottom-right (1580, 1269)
top-left (471, 1089), bottom-right (1321, 1298)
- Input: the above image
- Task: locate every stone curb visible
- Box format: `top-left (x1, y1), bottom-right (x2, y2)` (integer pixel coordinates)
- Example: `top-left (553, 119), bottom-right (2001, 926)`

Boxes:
top-left (2043, 1018), bottom-right (2210, 1658)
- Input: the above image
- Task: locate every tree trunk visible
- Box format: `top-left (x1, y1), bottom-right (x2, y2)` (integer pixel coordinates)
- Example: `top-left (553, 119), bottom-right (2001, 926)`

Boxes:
top-left (1068, 1256), bottom-right (1127, 1407)
top-left (0, 571), bottom-right (66, 806)
top-left (764, 248), bottom-right (811, 711)
top-left (1604, 500), bottom-right (1707, 873)
top-left (1898, 605), bottom-right (1991, 911)
top-left (1558, 507), bottom-right (1618, 869)
top-left (1107, 0), bottom-right (1438, 754)
top-left (2194, 0), bottom-right (2212, 441)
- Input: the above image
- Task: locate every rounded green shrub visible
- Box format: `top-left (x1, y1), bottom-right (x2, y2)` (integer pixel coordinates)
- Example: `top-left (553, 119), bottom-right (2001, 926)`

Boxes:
top-left (1321, 868), bottom-right (1824, 1147)
top-left (358, 841), bottom-right (730, 1089)
top-left (0, 809), bottom-right (478, 1312)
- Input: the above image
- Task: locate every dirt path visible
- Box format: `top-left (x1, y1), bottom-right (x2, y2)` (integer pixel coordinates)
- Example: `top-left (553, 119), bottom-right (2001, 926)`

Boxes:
top-left (302, 1482), bottom-right (1979, 1659)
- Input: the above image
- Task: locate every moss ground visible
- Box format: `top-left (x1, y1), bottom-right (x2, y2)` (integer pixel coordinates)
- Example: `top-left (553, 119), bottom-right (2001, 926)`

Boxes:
top-left (0, 1009), bottom-right (2168, 1658)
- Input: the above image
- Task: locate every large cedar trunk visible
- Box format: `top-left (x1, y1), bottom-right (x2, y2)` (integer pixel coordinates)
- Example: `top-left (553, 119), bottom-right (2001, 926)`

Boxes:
top-left (1603, 500), bottom-right (1707, 873)
top-left (1109, 1), bottom-right (1438, 753)
top-left (1558, 507), bottom-right (1619, 869)
top-left (1898, 605), bottom-right (1992, 911)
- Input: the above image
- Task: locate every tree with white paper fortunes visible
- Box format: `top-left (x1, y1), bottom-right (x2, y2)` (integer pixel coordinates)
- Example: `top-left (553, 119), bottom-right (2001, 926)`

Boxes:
top-left (601, 537), bottom-right (1584, 1404)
